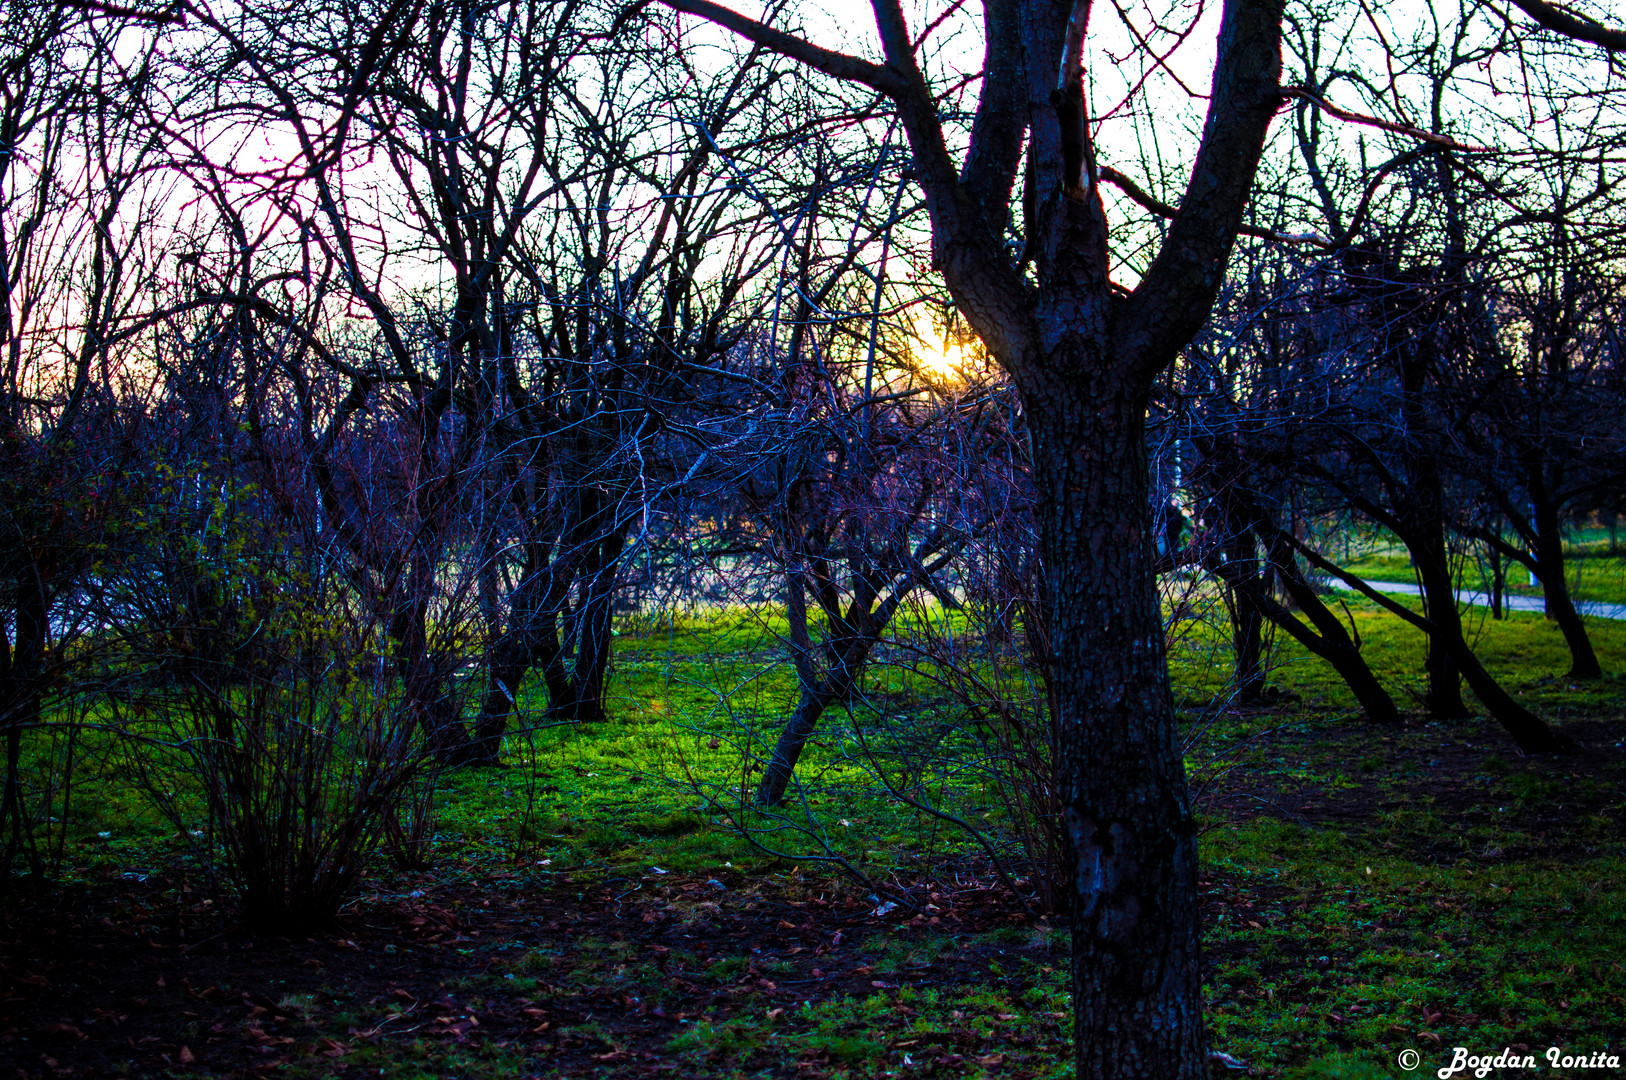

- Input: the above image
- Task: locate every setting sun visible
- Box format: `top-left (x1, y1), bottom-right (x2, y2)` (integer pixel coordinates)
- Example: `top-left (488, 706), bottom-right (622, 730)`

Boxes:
top-left (911, 312), bottom-right (972, 379)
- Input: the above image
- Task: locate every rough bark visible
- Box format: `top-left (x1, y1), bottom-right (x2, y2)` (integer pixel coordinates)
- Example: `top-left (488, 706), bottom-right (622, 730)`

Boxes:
top-left (1024, 374), bottom-right (1206, 1078)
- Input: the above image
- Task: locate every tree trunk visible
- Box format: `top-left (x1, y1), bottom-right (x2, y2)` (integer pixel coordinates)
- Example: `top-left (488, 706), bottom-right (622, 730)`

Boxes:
top-left (1023, 374), bottom-right (1205, 1080)
top-left (1405, 529), bottom-right (1562, 748)
top-left (1396, 461), bottom-right (1470, 719)
top-left (566, 530), bottom-right (626, 723)
top-left (3, 573), bottom-right (49, 880)
top-left (391, 559), bottom-right (475, 764)
top-left (1531, 493), bottom-right (1601, 678)
top-left (1224, 527), bottom-right (1267, 702)
top-left (1235, 531), bottom-right (1402, 726)
top-left (1488, 537), bottom-right (1505, 620)
top-left (1448, 636), bottom-right (1573, 753)
top-left (756, 629), bottom-right (879, 807)
top-left (755, 685), bottom-right (833, 808)
top-left (1415, 547), bottom-right (1469, 719)
top-left (473, 642), bottom-right (529, 762)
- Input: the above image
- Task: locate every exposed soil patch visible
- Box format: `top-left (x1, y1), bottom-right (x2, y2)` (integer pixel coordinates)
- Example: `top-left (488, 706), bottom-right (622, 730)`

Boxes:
top-left (1198, 710), bottom-right (1626, 863)
top-left (1, 869), bottom-right (1063, 1079)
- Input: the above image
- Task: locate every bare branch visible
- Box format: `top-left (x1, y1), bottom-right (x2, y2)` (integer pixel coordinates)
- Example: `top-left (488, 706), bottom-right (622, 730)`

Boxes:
top-left (1282, 87), bottom-right (1495, 154)
top-left (1099, 166), bottom-right (1331, 247)
top-left (656, 0), bottom-right (905, 95)
top-left (1505, 0), bottom-right (1626, 51)
top-left (57, 0), bottom-right (184, 24)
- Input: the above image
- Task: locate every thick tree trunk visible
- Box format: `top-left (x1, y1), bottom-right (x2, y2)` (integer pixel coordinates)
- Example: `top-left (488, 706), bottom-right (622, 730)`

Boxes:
top-left (1023, 374), bottom-right (1205, 1080)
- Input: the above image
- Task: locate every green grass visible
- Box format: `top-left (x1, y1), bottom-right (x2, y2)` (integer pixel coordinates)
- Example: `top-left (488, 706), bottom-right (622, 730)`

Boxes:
top-left (1202, 819), bottom-right (1625, 1078)
top-left (18, 595), bottom-right (1624, 883)
top-left (6, 594), bottom-right (1623, 1078)
top-left (1339, 541), bottom-right (1626, 608)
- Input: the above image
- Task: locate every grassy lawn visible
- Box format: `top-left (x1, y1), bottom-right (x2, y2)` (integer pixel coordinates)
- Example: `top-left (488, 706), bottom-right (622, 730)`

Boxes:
top-left (1, 602), bottom-right (1622, 1078)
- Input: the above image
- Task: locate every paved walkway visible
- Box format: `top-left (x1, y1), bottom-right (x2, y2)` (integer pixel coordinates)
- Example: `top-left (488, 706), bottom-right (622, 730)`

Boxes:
top-left (1340, 577), bottom-right (1626, 621)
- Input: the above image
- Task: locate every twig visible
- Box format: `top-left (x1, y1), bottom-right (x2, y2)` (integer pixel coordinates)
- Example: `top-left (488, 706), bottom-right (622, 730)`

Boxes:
top-left (1099, 167), bottom-right (1332, 247)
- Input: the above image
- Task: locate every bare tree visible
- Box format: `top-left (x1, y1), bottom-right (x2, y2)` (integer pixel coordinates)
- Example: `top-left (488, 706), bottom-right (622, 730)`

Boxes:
top-left (1178, 256), bottom-right (1404, 725)
top-left (652, 0), bottom-right (1283, 1071)
top-left (0, 3), bottom-right (181, 880)
top-left (648, 0), bottom-right (1626, 1069)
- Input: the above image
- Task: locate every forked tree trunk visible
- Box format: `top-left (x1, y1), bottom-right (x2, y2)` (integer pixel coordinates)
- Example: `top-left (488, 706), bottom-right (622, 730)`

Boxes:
top-left (1024, 373), bottom-right (1204, 1078)
top-left (656, 0), bottom-right (1281, 1071)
